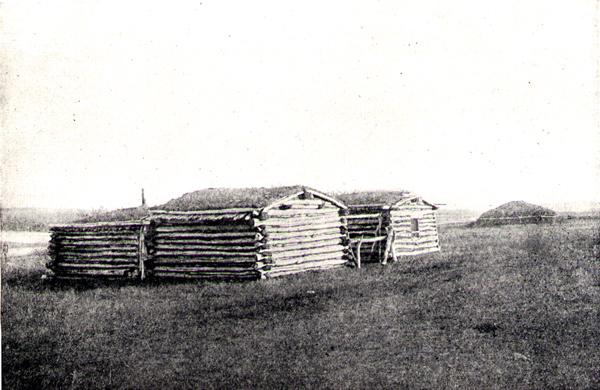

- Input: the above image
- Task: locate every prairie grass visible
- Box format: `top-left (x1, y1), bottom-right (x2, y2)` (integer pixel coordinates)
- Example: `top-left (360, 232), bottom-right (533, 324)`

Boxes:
top-left (2, 219), bottom-right (599, 389)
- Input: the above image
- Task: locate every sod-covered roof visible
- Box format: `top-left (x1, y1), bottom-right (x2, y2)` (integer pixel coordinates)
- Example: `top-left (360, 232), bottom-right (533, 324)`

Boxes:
top-left (152, 186), bottom-right (328, 211)
top-left (334, 190), bottom-right (412, 206)
top-left (75, 206), bottom-right (149, 223)
top-left (334, 190), bottom-right (438, 209)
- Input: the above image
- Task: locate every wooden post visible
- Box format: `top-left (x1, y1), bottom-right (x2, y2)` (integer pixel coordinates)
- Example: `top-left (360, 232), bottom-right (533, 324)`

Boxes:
top-left (355, 237), bottom-right (364, 269)
top-left (138, 224), bottom-right (147, 280)
top-left (390, 229), bottom-right (398, 263)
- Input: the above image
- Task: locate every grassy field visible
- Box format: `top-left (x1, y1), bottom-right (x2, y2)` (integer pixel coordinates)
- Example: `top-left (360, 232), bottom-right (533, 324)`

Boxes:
top-left (2, 219), bottom-right (599, 389)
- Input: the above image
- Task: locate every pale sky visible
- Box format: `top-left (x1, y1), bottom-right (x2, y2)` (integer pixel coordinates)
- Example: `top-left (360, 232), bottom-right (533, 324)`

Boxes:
top-left (1, 1), bottom-right (599, 212)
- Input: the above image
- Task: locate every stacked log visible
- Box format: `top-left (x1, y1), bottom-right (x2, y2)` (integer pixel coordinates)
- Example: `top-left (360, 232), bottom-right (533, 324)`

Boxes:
top-left (48, 222), bottom-right (146, 278)
top-left (147, 210), bottom-right (263, 280)
top-left (345, 205), bottom-right (388, 262)
top-left (256, 198), bottom-right (351, 277)
top-left (390, 205), bottom-right (440, 255)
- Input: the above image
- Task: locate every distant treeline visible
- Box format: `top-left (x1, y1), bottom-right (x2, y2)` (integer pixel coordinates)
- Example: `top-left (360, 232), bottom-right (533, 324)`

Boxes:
top-left (2, 208), bottom-right (90, 231)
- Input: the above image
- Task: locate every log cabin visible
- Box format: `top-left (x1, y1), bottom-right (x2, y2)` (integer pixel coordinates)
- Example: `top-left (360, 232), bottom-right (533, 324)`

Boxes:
top-left (335, 191), bottom-right (440, 264)
top-left (147, 186), bottom-right (351, 279)
top-left (48, 186), bottom-right (352, 280)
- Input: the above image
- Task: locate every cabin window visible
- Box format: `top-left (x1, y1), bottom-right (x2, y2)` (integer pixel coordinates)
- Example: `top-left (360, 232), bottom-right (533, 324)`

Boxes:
top-left (411, 218), bottom-right (419, 238)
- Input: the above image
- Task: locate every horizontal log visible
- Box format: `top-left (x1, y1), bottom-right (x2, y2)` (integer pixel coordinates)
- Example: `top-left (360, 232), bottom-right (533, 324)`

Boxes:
top-left (58, 251), bottom-right (138, 258)
top-left (266, 243), bottom-right (346, 259)
top-left (271, 249), bottom-right (346, 264)
top-left (152, 262), bottom-right (258, 271)
top-left (54, 257), bottom-right (136, 264)
top-left (54, 263), bottom-right (137, 269)
top-left (151, 271), bottom-right (259, 279)
top-left (271, 253), bottom-right (348, 266)
top-left (347, 224), bottom-right (379, 230)
top-left (52, 241), bottom-right (135, 249)
top-left (265, 237), bottom-right (345, 251)
top-left (58, 240), bottom-right (138, 246)
top-left (275, 198), bottom-right (334, 206)
top-left (391, 218), bottom-right (436, 224)
top-left (53, 268), bottom-right (130, 276)
top-left (395, 235), bottom-right (438, 243)
top-left (265, 226), bottom-right (344, 239)
top-left (53, 233), bottom-right (139, 239)
top-left (254, 216), bottom-right (343, 228)
top-left (153, 250), bottom-right (260, 258)
top-left (266, 231), bottom-right (345, 246)
top-left (51, 221), bottom-right (145, 229)
top-left (347, 232), bottom-right (378, 238)
top-left (153, 224), bottom-right (256, 232)
top-left (153, 244), bottom-right (258, 252)
top-left (265, 208), bottom-right (340, 218)
top-left (347, 228), bottom-right (381, 234)
top-left (349, 236), bottom-right (386, 244)
top-left (153, 232), bottom-right (261, 239)
top-left (263, 221), bottom-right (343, 234)
top-left (58, 253), bottom-right (136, 260)
top-left (153, 237), bottom-right (259, 245)
top-left (151, 257), bottom-right (258, 265)
top-left (153, 260), bottom-right (267, 269)
top-left (345, 213), bottom-right (381, 219)
top-left (346, 220), bottom-right (383, 227)
top-left (266, 259), bottom-right (347, 273)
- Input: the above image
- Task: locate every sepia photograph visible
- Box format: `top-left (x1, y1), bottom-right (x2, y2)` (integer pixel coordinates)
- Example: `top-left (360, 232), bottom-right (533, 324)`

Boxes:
top-left (1, 1), bottom-right (599, 388)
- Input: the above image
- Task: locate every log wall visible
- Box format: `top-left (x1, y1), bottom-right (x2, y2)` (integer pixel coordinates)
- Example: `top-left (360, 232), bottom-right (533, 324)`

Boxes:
top-left (346, 205), bottom-right (388, 262)
top-left (48, 196), bottom-right (352, 280)
top-left (147, 211), bottom-right (262, 280)
top-left (390, 203), bottom-right (440, 256)
top-left (257, 198), bottom-right (350, 277)
top-left (48, 222), bottom-right (147, 278)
